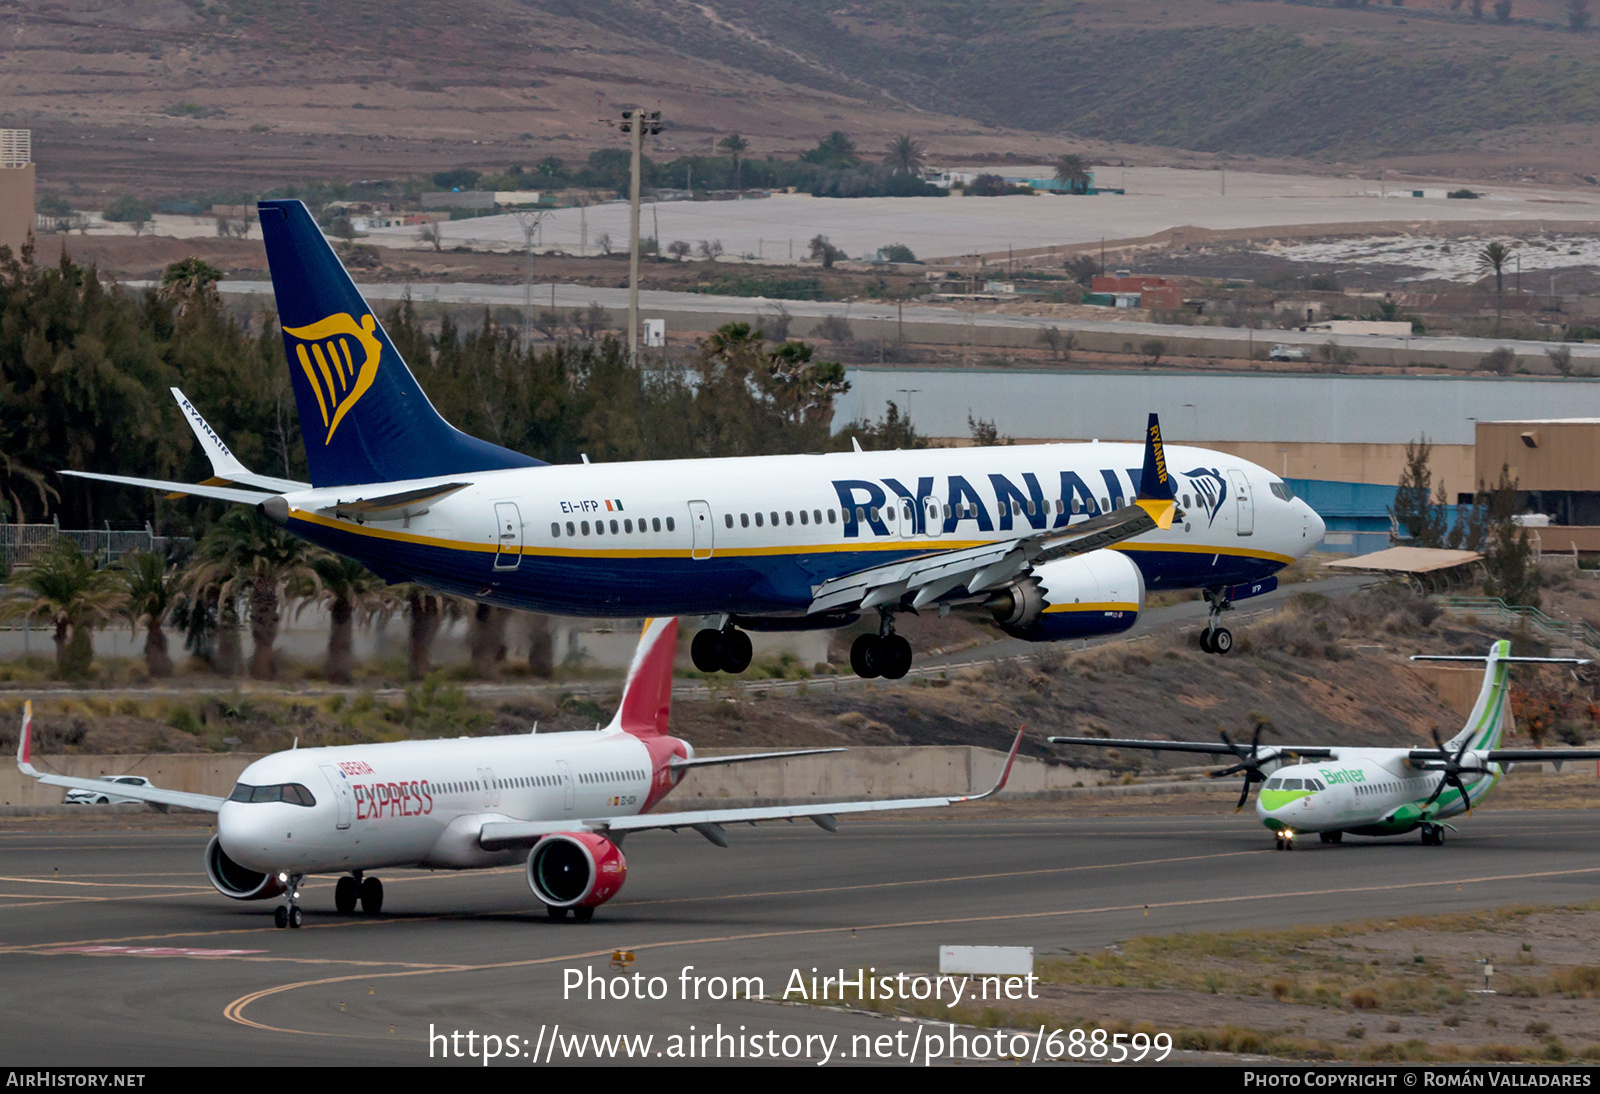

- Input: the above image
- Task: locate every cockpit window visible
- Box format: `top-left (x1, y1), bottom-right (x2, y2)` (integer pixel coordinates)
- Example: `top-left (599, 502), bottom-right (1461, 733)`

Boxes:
top-left (1265, 778), bottom-right (1284, 790)
top-left (1282, 778), bottom-right (1304, 790)
top-left (228, 782), bottom-right (317, 807)
top-left (1269, 482), bottom-right (1296, 502)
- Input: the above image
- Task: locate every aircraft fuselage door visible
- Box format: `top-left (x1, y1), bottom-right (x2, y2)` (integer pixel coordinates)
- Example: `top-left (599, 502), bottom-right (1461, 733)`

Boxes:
top-left (493, 502), bottom-right (523, 570)
top-left (899, 497), bottom-right (917, 540)
top-left (318, 764), bottom-right (353, 830)
top-left (688, 500), bottom-right (713, 560)
top-left (925, 496), bottom-right (943, 538)
top-left (557, 759), bottom-right (575, 811)
top-left (1228, 469), bottom-right (1255, 536)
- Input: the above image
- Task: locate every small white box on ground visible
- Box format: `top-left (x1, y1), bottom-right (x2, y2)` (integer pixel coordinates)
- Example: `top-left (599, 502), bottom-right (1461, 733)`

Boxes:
top-left (939, 945), bottom-right (1033, 977)
top-left (643, 319), bottom-right (666, 347)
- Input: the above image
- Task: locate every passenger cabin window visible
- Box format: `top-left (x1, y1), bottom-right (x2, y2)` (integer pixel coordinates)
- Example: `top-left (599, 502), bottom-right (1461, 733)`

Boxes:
top-left (625, 519), bottom-right (633, 533)
top-left (741, 513), bottom-right (750, 528)
top-left (827, 509), bottom-right (836, 523)
top-left (725, 514), bottom-right (733, 529)
top-left (786, 511), bottom-right (794, 526)
top-left (666, 517), bottom-right (675, 531)
top-left (755, 512), bottom-right (764, 527)
top-left (770, 511), bottom-right (779, 526)
top-left (551, 523), bottom-right (560, 537)
top-left (581, 521), bottom-right (590, 535)
top-left (800, 510), bottom-right (809, 525)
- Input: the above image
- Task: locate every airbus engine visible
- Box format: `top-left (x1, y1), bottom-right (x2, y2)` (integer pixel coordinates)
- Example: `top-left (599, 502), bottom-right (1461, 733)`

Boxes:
top-left (526, 833), bottom-right (628, 910)
top-left (985, 548), bottom-right (1145, 642)
top-left (203, 834), bottom-right (288, 901)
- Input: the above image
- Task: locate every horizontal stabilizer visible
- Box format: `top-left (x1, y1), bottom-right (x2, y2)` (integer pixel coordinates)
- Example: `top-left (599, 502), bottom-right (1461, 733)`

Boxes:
top-left (321, 482), bottom-right (471, 521)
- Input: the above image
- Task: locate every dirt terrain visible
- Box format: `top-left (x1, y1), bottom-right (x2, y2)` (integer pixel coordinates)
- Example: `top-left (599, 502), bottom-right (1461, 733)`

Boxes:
top-left (9, 1), bottom-right (1600, 204)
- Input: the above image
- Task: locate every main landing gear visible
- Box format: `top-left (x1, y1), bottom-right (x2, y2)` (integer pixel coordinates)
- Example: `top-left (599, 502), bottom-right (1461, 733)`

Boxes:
top-left (1420, 823), bottom-right (1447, 846)
top-left (850, 612), bottom-right (913, 680)
top-left (690, 625), bottom-right (753, 675)
top-left (333, 872), bottom-right (383, 916)
top-left (274, 872), bottom-right (306, 928)
top-left (1319, 830), bottom-right (1344, 844)
top-left (1198, 587), bottom-right (1234, 656)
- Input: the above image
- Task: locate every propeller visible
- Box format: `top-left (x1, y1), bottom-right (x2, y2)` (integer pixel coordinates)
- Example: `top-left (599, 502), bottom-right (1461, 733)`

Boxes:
top-left (1210, 722), bottom-right (1272, 812)
top-left (1418, 727), bottom-right (1486, 816)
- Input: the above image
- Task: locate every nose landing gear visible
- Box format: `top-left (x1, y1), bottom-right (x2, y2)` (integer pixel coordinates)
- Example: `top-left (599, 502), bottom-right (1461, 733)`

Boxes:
top-left (273, 872), bottom-right (306, 928)
top-left (1198, 587), bottom-right (1234, 655)
top-left (1273, 831), bottom-right (1295, 851)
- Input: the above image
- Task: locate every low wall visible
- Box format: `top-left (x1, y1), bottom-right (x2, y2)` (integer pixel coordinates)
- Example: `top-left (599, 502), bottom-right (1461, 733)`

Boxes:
top-left (0, 746), bottom-right (1107, 809)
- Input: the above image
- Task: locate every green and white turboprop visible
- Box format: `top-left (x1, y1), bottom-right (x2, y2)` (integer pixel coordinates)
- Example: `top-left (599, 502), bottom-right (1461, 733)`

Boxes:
top-left (1049, 640), bottom-right (1600, 850)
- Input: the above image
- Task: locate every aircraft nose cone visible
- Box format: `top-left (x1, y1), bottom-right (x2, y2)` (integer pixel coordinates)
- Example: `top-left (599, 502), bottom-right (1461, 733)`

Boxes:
top-left (217, 802), bottom-right (279, 871)
top-left (1301, 501), bottom-right (1326, 549)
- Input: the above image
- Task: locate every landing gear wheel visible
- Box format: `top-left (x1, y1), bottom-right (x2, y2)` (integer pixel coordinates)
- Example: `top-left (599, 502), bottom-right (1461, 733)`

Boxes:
top-left (274, 905), bottom-right (290, 929)
top-left (335, 876), bottom-right (359, 915)
top-left (876, 634), bottom-right (913, 680)
top-left (572, 906), bottom-right (595, 922)
top-left (1422, 825), bottom-right (1444, 846)
top-left (359, 876), bottom-right (384, 915)
top-left (1199, 629), bottom-right (1216, 653)
top-left (690, 628), bottom-right (725, 673)
top-left (720, 628), bottom-right (753, 674)
top-left (850, 634), bottom-right (881, 679)
top-left (1319, 831), bottom-right (1343, 845)
top-left (289, 905), bottom-right (304, 929)
top-left (1211, 628), bottom-right (1233, 655)
top-left (546, 905), bottom-right (569, 921)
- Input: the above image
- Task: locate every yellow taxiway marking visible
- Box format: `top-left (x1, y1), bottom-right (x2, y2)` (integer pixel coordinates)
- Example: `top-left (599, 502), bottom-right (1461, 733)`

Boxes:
top-left (221, 862), bottom-right (1600, 1038)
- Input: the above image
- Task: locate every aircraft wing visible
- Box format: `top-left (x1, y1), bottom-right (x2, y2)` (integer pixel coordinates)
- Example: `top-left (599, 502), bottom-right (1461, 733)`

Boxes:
top-left (1048, 735), bottom-right (1335, 759)
top-left (668, 747), bottom-right (846, 770)
top-left (170, 387), bottom-right (310, 494)
top-left (478, 730), bottom-right (1021, 850)
top-left (60, 470), bottom-right (276, 506)
top-left (1413, 748), bottom-right (1600, 764)
top-left (808, 413), bottom-right (1177, 615)
top-left (15, 702), bottom-right (224, 813)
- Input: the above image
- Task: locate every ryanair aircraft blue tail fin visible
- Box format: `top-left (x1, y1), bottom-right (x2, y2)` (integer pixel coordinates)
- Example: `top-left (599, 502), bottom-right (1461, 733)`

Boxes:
top-left (1134, 412), bottom-right (1177, 529)
top-left (258, 199), bottom-right (545, 488)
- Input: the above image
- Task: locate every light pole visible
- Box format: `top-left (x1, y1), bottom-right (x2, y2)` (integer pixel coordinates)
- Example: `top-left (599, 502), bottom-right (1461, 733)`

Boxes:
top-left (617, 106), bottom-right (663, 365)
top-left (897, 388), bottom-right (921, 424)
top-left (510, 209), bottom-right (548, 348)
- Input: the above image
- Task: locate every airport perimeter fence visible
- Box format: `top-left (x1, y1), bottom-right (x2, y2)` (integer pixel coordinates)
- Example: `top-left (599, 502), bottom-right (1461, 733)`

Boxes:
top-left (1433, 595), bottom-right (1600, 654)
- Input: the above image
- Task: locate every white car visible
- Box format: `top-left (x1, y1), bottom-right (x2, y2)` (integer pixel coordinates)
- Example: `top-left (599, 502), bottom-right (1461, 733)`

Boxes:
top-left (1269, 344), bottom-right (1307, 362)
top-left (63, 775), bottom-right (154, 805)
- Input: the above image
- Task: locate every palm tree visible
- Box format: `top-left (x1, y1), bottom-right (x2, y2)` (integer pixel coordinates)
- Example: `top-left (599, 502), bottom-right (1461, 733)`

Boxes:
top-left (120, 549), bottom-right (178, 678)
top-left (1478, 241), bottom-right (1514, 335)
top-left (718, 133), bottom-right (749, 190)
top-left (298, 555), bottom-right (394, 684)
top-left (1053, 153), bottom-right (1093, 194)
top-left (3, 538), bottom-right (126, 678)
top-left (884, 134), bottom-right (926, 176)
top-left (400, 585), bottom-right (468, 681)
top-left (184, 508), bottom-right (319, 680)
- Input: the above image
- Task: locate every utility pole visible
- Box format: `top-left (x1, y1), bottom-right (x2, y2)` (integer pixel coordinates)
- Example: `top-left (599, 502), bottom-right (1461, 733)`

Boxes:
top-left (617, 106), bottom-right (664, 365)
top-left (510, 210), bottom-right (548, 347)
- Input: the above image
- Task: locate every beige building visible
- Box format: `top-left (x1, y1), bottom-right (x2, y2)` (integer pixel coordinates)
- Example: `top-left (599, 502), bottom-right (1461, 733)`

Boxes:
top-left (1476, 418), bottom-right (1600, 552)
top-left (0, 129), bottom-right (35, 257)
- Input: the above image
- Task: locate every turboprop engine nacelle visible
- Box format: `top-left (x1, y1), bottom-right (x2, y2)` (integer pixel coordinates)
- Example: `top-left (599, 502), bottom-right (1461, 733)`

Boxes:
top-left (204, 833), bottom-right (288, 901)
top-left (986, 549), bottom-right (1144, 642)
top-left (526, 832), bottom-right (628, 909)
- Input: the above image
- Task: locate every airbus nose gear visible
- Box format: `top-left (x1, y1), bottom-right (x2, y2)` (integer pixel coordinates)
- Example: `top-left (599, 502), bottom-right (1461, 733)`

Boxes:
top-left (273, 872), bottom-right (306, 928)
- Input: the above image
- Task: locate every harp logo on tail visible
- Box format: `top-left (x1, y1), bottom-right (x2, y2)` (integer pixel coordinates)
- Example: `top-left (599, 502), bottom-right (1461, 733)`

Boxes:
top-left (282, 312), bottom-right (383, 444)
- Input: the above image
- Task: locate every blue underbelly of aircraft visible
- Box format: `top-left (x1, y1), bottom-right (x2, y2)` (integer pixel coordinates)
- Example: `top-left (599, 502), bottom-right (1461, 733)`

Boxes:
top-left (291, 518), bottom-right (1285, 618)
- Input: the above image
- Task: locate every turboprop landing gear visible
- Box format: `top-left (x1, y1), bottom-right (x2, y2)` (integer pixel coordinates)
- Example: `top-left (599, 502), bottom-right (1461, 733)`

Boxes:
top-left (690, 625), bottom-right (753, 674)
top-left (1421, 823), bottom-right (1446, 846)
top-left (1274, 831), bottom-right (1295, 851)
top-left (849, 613), bottom-right (912, 680)
top-left (1198, 587), bottom-right (1234, 655)
top-left (1319, 831), bottom-right (1344, 845)
top-left (274, 872), bottom-right (306, 928)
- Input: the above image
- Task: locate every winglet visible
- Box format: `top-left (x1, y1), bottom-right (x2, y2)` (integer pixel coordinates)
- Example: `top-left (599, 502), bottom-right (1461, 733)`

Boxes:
top-left (957, 727), bottom-right (1025, 802)
top-left (171, 387), bottom-right (250, 482)
top-left (607, 617), bottom-right (678, 737)
top-left (17, 700), bottom-right (37, 776)
top-left (1134, 412), bottom-right (1177, 529)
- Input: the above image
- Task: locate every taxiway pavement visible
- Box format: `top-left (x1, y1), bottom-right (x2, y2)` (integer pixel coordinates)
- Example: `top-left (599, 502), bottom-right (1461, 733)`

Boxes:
top-left (3, 808), bottom-right (1598, 1065)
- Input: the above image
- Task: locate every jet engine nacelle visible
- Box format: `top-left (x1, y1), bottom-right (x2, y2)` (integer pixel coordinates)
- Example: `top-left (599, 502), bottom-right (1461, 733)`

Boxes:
top-left (986, 549), bottom-right (1144, 642)
top-left (526, 833), bottom-right (628, 909)
top-left (203, 833), bottom-right (288, 901)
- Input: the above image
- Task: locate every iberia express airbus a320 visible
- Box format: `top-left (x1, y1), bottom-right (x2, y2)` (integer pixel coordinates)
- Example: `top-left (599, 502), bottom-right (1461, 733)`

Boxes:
top-left (18, 618), bottom-right (1022, 927)
top-left (64, 200), bottom-right (1326, 678)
